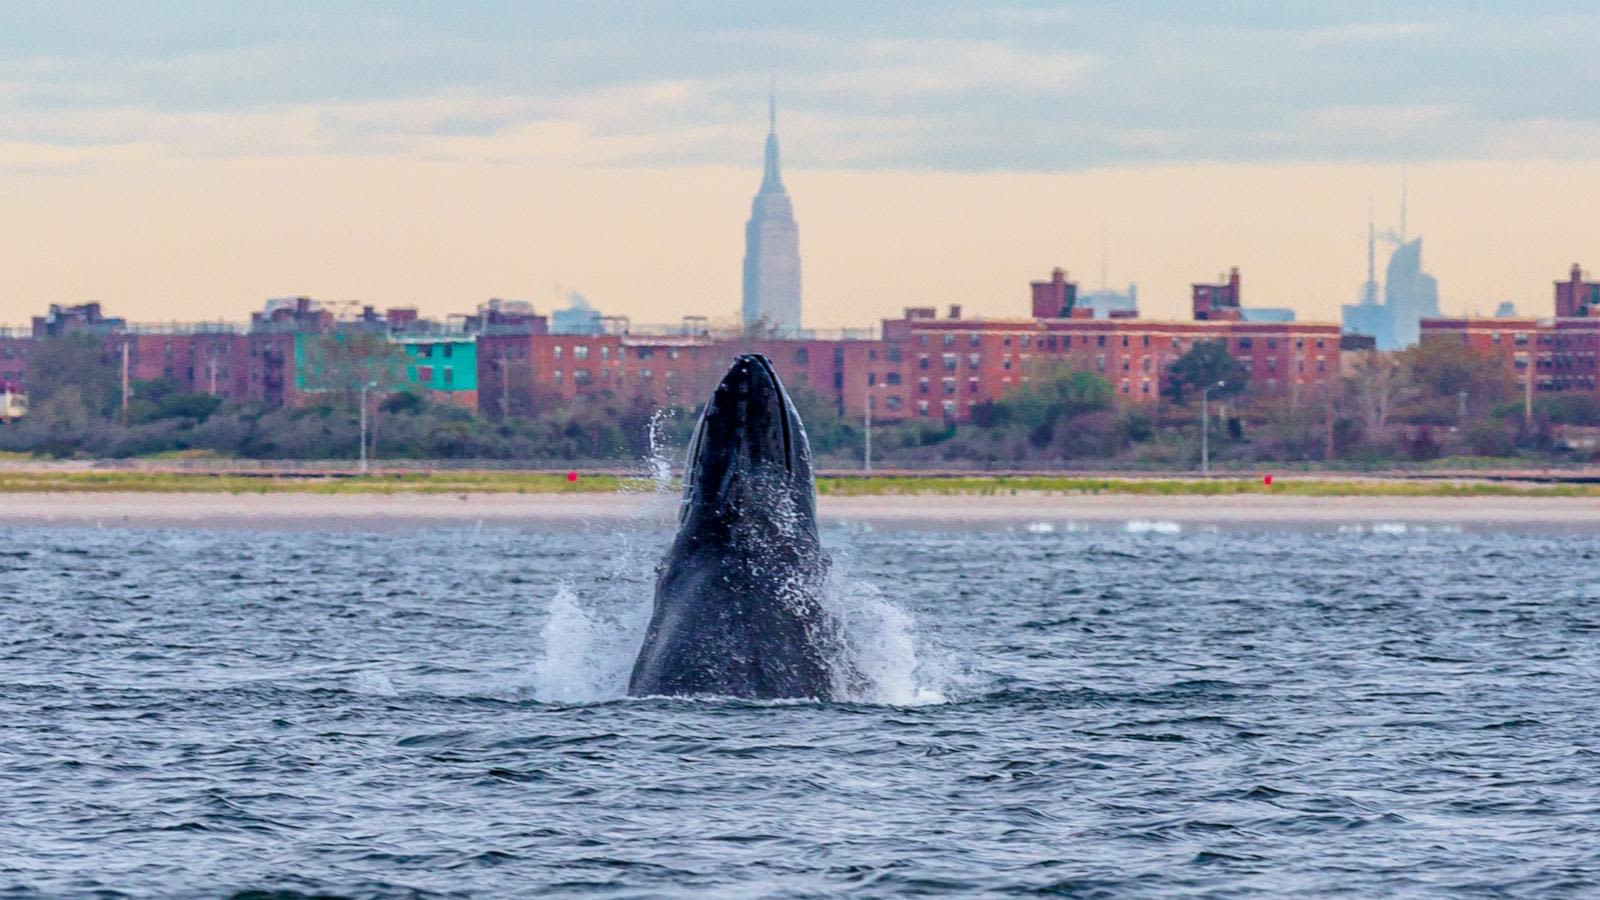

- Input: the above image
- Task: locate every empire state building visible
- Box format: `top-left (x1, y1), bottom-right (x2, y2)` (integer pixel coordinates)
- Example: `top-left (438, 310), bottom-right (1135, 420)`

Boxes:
top-left (741, 94), bottom-right (802, 336)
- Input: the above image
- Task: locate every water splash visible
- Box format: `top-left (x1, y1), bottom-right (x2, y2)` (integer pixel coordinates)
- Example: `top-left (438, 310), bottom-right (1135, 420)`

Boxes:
top-left (645, 407), bottom-right (679, 495)
top-left (823, 567), bottom-right (953, 706)
top-left (532, 585), bottom-right (652, 704)
top-left (529, 533), bottom-right (954, 706)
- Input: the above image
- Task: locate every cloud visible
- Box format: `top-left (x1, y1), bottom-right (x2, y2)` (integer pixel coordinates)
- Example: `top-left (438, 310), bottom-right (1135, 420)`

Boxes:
top-left (0, 4), bottom-right (1595, 171)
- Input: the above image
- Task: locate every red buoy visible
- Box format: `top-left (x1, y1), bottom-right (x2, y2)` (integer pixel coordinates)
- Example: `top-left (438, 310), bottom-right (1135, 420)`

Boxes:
top-left (1263, 474), bottom-right (1274, 486)
top-left (566, 470), bottom-right (579, 484)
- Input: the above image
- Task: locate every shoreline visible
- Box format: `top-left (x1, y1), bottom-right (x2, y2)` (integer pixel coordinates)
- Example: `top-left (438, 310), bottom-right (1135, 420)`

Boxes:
top-left (1, 490), bottom-right (1597, 529)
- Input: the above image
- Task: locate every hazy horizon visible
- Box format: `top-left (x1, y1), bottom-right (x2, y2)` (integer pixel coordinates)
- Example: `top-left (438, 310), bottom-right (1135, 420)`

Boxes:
top-left (2, 2), bottom-right (1596, 328)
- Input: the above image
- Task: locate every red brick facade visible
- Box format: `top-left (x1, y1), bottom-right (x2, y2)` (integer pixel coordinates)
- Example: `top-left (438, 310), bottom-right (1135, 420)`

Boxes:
top-left (4, 267), bottom-right (1347, 424)
top-left (1421, 264), bottom-right (1600, 396)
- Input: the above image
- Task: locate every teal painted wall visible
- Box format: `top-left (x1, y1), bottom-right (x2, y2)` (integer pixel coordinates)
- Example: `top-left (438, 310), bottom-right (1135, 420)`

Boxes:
top-left (397, 338), bottom-right (478, 392)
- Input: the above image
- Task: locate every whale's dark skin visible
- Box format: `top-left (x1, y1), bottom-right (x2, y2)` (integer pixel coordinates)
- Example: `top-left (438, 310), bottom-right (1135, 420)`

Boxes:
top-left (628, 354), bottom-right (842, 700)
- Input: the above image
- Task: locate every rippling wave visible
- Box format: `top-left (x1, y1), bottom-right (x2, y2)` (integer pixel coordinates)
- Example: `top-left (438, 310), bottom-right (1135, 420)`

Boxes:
top-left (2, 523), bottom-right (1597, 896)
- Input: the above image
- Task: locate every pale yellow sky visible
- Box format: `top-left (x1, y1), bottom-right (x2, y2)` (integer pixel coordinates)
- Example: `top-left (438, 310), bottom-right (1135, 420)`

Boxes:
top-left (0, 154), bottom-right (1594, 330)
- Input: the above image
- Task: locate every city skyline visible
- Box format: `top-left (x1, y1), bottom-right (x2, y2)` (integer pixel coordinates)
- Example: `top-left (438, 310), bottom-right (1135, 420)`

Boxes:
top-left (0, 4), bottom-right (1596, 328)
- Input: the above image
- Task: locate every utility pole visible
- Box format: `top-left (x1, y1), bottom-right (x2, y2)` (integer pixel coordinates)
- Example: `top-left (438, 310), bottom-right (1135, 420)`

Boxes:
top-left (120, 341), bottom-right (130, 425)
top-left (499, 350), bottom-right (511, 420)
top-left (1457, 389), bottom-right (1468, 423)
top-left (1325, 384), bottom-right (1336, 461)
top-left (1524, 354), bottom-right (1534, 428)
top-left (359, 380), bottom-right (376, 475)
top-left (1201, 380), bottom-right (1225, 476)
top-left (863, 379), bottom-right (873, 474)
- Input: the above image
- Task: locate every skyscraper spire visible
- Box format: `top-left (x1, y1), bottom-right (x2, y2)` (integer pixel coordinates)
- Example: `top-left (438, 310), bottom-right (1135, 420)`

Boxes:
top-left (1365, 195), bottom-right (1377, 305)
top-left (761, 78), bottom-right (782, 190)
top-left (743, 78), bottom-right (802, 336)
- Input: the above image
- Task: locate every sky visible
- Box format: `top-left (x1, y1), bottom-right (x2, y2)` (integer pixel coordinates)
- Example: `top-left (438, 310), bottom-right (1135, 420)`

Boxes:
top-left (0, 2), bottom-right (1597, 328)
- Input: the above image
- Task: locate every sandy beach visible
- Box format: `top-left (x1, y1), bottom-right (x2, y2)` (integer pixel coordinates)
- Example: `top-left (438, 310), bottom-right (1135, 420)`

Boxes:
top-left (0, 490), bottom-right (1596, 529)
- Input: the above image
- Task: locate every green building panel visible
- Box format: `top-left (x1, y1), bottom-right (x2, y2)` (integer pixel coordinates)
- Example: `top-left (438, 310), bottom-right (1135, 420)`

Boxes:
top-left (396, 337), bottom-right (478, 392)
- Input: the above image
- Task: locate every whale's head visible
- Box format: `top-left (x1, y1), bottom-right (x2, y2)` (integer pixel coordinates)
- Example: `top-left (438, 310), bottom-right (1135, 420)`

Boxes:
top-left (680, 353), bottom-right (816, 528)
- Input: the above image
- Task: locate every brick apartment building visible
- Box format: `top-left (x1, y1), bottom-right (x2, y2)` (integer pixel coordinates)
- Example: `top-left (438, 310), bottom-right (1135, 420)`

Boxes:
top-left (1421, 264), bottom-right (1600, 395)
top-left (467, 267), bottom-right (1342, 424)
top-left (3, 266), bottom-right (1346, 424)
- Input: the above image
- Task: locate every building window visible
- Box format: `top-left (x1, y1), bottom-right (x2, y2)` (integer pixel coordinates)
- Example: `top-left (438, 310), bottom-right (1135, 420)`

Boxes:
top-left (1267, 357), bottom-right (1277, 371)
top-left (919, 354), bottom-right (930, 370)
top-left (943, 377), bottom-right (956, 395)
top-left (968, 377), bottom-right (979, 394)
top-left (553, 369), bottom-right (563, 382)
top-left (867, 372), bottom-right (877, 386)
top-left (969, 334), bottom-right (980, 348)
top-left (886, 396), bottom-right (903, 411)
top-left (574, 345), bottom-right (589, 360)
top-left (1002, 354), bottom-right (1013, 371)
top-left (1096, 354), bottom-right (1106, 372)
top-left (443, 367), bottom-right (453, 386)
top-left (1267, 337), bottom-right (1277, 349)
top-left (942, 354), bottom-right (957, 371)
top-left (918, 377), bottom-right (930, 394)
top-left (574, 368), bottom-right (592, 384)
top-left (443, 343), bottom-right (453, 359)
top-left (1121, 335), bottom-right (1129, 347)
top-left (600, 346), bottom-right (610, 360)
top-left (1097, 335), bottom-right (1107, 347)
top-left (967, 353), bottom-right (980, 368)
top-left (886, 372), bottom-right (901, 386)
top-left (917, 400), bottom-right (929, 415)
top-left (554, 346), bottom-right (563, 359)
top-left (794, 348), bottom-right (809, 365)
top-left (942, 400), bottom-right (956, 417)
top-left (887, 347), bottom-right (902, 363)
top-left (640, 368), bottom-right (653, 379)
top-left (1141, 335), bottom-right (1150, 347)
top-left (943, 334), bottom-right (955, 347)
top-left (1491, 332), bottom-right (1502, 345)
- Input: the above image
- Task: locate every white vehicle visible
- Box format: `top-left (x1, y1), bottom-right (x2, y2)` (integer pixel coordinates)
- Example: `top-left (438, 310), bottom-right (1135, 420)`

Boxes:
top-left (0, 390), bottom-right (26, 422)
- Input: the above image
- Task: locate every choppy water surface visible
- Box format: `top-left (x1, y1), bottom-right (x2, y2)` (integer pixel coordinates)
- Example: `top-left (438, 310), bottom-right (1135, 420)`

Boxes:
top-left (3, 518), bottom-right (1598, 896)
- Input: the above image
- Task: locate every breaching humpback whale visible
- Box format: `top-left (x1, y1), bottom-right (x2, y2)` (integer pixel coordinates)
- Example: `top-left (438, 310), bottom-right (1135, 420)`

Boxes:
top-left (628, 353), bottom-right (842, 699)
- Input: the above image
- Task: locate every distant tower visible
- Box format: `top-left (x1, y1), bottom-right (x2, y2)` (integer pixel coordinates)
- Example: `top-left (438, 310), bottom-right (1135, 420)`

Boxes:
top-left (741, 83), bottom-right (802, 336)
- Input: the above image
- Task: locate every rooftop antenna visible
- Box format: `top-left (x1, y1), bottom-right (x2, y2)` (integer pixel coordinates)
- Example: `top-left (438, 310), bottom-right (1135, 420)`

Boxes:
top-left (1364, 195), bottom-right (1377, 304)
top-left (769, 74), bottom-right (776, 133)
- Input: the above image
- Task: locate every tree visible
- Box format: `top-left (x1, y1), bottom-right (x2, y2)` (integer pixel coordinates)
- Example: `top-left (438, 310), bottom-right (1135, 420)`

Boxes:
top-left (298, 331), bottom-right (409, 406)
top-left (27, 335), bottom-right (119, 418)
top-left (988, 369), bottom-right (1113, 429)
top-left (1398, 341), bottom-right (1515, 420)
top-left (127, 377), bottom-right (222, 424)
top-left (1164, 340), bottom-right (1249, 404)
top-left (1343, 350), bottom-right (1415, 434)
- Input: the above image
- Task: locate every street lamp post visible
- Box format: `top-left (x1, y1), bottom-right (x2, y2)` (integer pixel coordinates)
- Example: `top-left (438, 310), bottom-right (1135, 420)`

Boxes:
top-left (864, 380), bottom-right (873, 474)
top-left (1201, 380), bottom-right (1226, 476)
top-left (359, 381), bottom-right (378, 475)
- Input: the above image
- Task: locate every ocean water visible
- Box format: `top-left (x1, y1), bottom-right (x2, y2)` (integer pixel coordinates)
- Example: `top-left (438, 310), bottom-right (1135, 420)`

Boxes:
top-left (2, 517), bottom-right (1598, 897)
